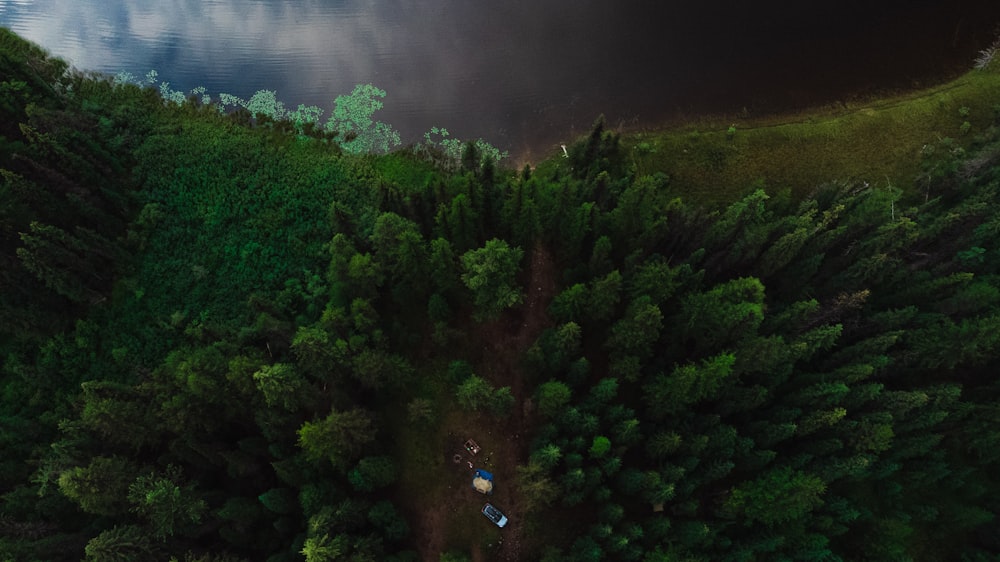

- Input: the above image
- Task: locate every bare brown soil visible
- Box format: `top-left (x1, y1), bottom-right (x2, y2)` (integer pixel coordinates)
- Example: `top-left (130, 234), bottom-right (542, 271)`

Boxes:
top-left (407, 243), bottom-right (558, 562)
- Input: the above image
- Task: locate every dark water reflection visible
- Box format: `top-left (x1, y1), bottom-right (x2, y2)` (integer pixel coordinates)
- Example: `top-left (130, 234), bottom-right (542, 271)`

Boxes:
top-left (2, 0), bottom-right (999, 161)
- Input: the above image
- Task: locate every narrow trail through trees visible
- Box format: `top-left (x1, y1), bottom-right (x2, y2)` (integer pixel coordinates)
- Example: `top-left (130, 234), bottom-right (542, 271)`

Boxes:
top-left (410, 243), bottom-right (558, 562)
top-left (473, 243), bottom-right (558, 561)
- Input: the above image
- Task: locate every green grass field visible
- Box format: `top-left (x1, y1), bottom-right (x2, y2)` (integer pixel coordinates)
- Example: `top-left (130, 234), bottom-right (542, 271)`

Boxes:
top-left (618, 69), bottom-right (1000, 203)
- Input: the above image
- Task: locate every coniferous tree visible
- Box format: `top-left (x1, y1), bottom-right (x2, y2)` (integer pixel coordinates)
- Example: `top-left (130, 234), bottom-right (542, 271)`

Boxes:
top-left (460, 238), bottom-right (524, 321)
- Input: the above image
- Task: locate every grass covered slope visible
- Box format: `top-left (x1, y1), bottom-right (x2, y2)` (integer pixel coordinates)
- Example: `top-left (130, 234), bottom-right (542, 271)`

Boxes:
top-left (625, 69), bottom-right (1000, 202)
top-left (6, 28), bottom-right (1000, 562)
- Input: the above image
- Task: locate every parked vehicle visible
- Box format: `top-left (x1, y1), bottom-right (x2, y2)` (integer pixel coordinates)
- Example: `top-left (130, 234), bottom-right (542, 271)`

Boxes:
top-left (482, 503), bottom-right (508, 528)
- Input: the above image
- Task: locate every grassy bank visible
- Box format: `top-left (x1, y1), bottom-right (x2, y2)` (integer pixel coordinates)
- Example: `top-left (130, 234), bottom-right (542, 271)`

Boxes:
top-left (619, 69), bottom-right (1000, 203)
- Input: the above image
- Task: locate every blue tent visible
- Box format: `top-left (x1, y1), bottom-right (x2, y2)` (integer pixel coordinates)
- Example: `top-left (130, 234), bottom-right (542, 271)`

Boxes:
top-left (472, 469), bottom-right (494, 494)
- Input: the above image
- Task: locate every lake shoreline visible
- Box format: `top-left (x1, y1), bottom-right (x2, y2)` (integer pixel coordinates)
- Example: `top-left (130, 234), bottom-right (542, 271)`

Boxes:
top-left (525, 63), bottom-right (980, 163)
top-left (526, 66), bottom-right (1000, 204)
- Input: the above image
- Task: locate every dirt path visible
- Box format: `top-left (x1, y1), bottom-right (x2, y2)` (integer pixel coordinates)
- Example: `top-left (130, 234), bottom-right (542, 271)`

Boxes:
top-left (407, 243), bottom-right (558, 562)
top-left (472, 243), bottom-right (558, 561)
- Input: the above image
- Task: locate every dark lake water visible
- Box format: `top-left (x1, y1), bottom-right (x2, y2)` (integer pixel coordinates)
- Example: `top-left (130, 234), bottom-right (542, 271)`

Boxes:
top-left (3, 0), bottom-right (1000, 161)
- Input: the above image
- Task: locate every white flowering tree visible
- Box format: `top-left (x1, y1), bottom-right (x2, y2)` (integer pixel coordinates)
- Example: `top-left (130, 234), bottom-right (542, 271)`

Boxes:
top-left (243, 90), bottom-right (286, 120)
top-left (114, 71), bottom-right (478, 156)
top-left (423, 126), bottom-right (509, 169)
top-left (324, 83), bottom-right (400, 154)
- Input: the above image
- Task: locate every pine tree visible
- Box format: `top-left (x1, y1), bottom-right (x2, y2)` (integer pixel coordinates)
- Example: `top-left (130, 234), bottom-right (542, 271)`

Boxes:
top-left (724, 466), bottom-right (826, 527)
top-left (644, 353), bottom-right (736, 419)
top-left (57, 456), bottom-right (137, 516)
top-left (298, 408), bottom-right (377, 468)
top-left (455, 375), bottom-right (494, 411)
top-left (606, 295), bottom-right (662, 360)
top-left (84, 525), bottom-right (160, 562)
top-left (253, 362), bottom-right (311, 411)
top-left (536, 381), bottom-right (572, 418)
top-left (127, 468), bottom-right (207, 540)
top-left (460, 238), bottom-right (524, 321)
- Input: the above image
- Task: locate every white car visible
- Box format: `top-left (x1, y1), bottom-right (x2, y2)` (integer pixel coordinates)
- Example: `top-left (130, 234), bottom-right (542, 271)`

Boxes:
top-left (482, 503), bottom-right (508, 528)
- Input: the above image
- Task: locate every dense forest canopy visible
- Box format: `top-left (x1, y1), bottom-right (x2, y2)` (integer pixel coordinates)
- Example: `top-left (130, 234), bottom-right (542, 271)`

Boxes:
top-left (3, 27), bottom-right (1000, 562)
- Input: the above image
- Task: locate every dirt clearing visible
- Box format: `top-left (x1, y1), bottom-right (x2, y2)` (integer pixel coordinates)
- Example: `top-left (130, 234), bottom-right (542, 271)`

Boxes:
top-left (400, 243), bottom-right (558, 561)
